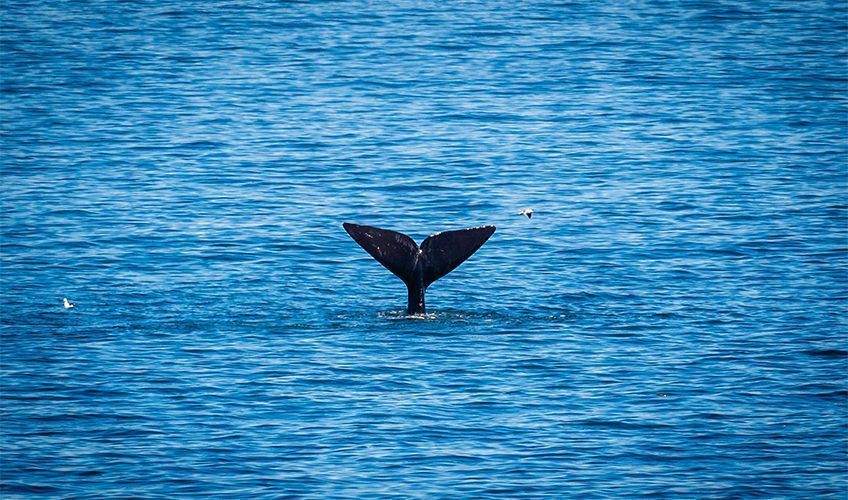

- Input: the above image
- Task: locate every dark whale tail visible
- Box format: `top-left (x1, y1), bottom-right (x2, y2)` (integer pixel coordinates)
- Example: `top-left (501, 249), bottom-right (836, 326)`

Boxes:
top-left (343, 223), bottom-right (496, 315)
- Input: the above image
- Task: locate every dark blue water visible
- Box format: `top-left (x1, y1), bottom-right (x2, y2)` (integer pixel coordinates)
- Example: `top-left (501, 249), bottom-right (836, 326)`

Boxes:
top-left (2, 0), bottom-right (846, 497)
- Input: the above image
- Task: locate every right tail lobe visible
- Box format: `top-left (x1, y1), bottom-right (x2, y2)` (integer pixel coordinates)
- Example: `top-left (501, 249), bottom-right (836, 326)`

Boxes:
top-left (420, 225), bottom-right (496, 286)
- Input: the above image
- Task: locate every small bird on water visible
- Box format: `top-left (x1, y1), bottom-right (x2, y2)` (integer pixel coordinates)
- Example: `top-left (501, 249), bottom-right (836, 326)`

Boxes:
top-left (63, 298), bottom-right (75, 309)
top-left (518, 208), bottom-right (533, 219)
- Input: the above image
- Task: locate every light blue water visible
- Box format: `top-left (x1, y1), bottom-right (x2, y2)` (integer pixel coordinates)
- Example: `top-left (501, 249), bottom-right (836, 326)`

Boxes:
top-left (2, 0), bottom-right (847, 497)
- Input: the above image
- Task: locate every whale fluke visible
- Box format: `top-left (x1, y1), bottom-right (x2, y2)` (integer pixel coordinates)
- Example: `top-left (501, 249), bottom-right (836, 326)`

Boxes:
top-left (343, 223), bottom-right (496, 315)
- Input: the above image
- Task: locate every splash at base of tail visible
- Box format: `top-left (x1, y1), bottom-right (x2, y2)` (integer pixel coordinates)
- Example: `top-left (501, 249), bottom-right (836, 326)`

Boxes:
top-left (343, 223), bottom-right (496, 315)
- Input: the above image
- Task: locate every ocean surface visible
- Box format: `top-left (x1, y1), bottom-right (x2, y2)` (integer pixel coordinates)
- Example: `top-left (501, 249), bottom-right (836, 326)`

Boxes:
top-left (2, 0), bottom-right (846, 497)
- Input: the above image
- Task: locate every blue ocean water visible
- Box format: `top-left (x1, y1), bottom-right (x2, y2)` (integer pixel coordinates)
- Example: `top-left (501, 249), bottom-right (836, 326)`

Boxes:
top-left (2, 0), bottom-right (846, 496)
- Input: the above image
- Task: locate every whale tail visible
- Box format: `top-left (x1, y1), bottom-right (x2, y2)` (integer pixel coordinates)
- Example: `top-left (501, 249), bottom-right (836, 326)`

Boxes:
top-left (343, 222), bottom-right (496, 314)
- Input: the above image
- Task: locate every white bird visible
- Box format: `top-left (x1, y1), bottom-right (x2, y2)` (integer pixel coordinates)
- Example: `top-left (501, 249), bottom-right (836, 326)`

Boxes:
top-left (518, 208), bottom-right (533, 219)
top-left (63, 298), bottom-right (75, 309)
